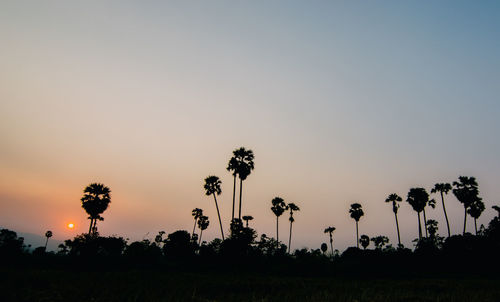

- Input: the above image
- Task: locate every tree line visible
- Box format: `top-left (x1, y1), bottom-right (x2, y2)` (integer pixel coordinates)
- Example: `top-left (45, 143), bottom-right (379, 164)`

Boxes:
top-left (1, 146), bottom-right (498, 275)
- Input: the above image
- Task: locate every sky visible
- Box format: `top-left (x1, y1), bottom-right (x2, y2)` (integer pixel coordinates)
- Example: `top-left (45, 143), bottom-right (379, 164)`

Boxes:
top-left (1, 1), bottom-right (499, 252)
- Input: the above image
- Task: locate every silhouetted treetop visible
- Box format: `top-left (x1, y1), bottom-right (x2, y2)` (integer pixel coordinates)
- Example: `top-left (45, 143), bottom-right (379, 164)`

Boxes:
top-left (204, 176), bottom-right (222, 196)
top-left (271, 197), bottom-right (287, 217)
top-left (349, 203), bottom-right (364, 221)
top-left (81, 183), bottom-right (111, 235)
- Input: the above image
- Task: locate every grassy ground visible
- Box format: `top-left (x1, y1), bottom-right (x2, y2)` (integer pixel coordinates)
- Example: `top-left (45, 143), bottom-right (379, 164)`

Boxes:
top-left (3, 269), bottom-right (499, 302)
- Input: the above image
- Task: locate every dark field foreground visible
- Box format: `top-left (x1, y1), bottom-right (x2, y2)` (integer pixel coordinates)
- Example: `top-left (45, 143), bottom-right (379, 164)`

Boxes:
top-left (2, 269), bottom-right (499, 302)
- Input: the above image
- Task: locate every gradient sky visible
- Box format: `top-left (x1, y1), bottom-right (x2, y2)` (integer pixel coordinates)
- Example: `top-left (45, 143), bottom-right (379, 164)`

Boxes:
top-left (1, 1), bottom-right (499, 251)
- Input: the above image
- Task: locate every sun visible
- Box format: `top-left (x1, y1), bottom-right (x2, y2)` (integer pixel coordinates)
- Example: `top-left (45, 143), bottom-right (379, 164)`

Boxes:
top-left (67, 223), bottom-right (75, 229)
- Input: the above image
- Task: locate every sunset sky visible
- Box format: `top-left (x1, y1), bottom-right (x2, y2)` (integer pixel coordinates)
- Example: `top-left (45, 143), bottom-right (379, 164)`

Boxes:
top-left (1, 1), bottom-right (499, 251)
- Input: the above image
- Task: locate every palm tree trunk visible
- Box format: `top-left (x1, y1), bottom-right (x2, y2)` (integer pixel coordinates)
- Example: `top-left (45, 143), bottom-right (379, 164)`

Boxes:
top-left (44, 237), bottom-right (49, 249)
top-left (92, 219), bottom-right (98, 235)
top-left (441, 192), bottom-right (451, 237)
top-left (199, 230), bottom-right (203, 245)
top-left (463, 207), bottom-right (467, 235)
top-left (88, 218), bottom-right (93, 235)
top-left (355, 221), bottom-right (359, 248)
top-left (192, 219), bottom-right (197, 237)
top-left (232, 174), bottom-right (236, 221)
top-left (212, 193), bottom-right (225, 240)
top-left (395, 212), bottom-right (401, 246)
top-left (288, 221), bottom-right (293, 254)
top-left (423, 209), bottom-right (428, 238)
top-left (245, 220), bottom-right (249, 227)
top-left (276, 216), bottom-right (279, 249)
top-left (238, 178), bottom-right (243, 219)
top-left (329, 236), bottom-right (333, 257)
top-left (417, 212), bottom-right (422, 240)
top-left (474, 218), bottom-right (477, 235)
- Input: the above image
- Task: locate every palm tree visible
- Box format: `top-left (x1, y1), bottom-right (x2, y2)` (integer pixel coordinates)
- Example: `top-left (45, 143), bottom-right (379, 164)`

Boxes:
top-left (406, 188), bottom-right (429, 240)
top-left (197, 215), bottom-right (209, 245)
top-left (226, 157), bottom-right (239, 221)
top-left (232, 147), bottom-right (255, 220)
top-left (359, 234), bottom-right (370, 250)
top-left (287, 203), bottom-right (300, 253)
top-left (324, 226), bottom-right (336, 255)
top-left (422, 198), bottom-right (436, 238)
top-left (271, 197), bottom-right (287, 248)
top-left (44, 230), bottom-right (52, 249)
top-left (453, 176), bottom-right (481, 234)
top-left (385, 193), bottom-right (402, 246)
top-left (349, 203), bottom-right (364, 248)
top-left (242, 215), bottom-right (254, 227)
top-left (467, 199), bottom-right (485, 235)
top-left (431, 183), bottom-right (452, 237)
top-left (191, 208), bottom-right (203, 237)
top-left (203, 175), bottom-right (224, 240)
top-left (80, 183), bottom-right (111, 235)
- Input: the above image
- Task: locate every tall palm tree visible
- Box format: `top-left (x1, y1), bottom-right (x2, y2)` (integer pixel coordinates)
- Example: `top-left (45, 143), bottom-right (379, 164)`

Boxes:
top-left (349, 203), bottom-right (364, 248)
top-left (242, 215), bottom-right (254, 227)
top-left (233, 147), bottom-right (255, 219)
top-left (453, 176), bottom-right (481, 234)
top-left (406, 188), bottom-right (429, 240)
top-left (197, 215), bottom-right (209, 244)
top-left (271, 197), bottom-right (287, 248)
top-left (431, 183), bottom-right (452, 237)
top-left (287, 203), bottom-right (300, 253)
top-left (385, 193), bottom-right (402, 246)
top-left (324, 226), bottom-right (336, 255)
top-left (203, 175), bottom-right (224, 240)
top-left (81, 183), bottom-right (111, 235)
top-left (467, 199), bottom-right (485, 235)
top-left (44, 230), bottom-right (52, 249)
top-left (191, 208), bottom-right (203, 237)
top-left (226, 157), bottom-right (239, 221)
top-left (422, 198), bottom-right (436, 238)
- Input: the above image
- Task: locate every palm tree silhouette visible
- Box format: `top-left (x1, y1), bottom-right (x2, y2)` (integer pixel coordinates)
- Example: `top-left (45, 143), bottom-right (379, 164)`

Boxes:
top-left (422, 198), bottom-right (436, 238)
top-left (203, 176), bottom-right (224, 240)
top-left (406, 188), bottom-right (429, 240)
top-left (44, 230), bottom-right (52, 249)
top-left (242, 215), bottom-right (253, 227)
top-left (80, 183), bottom-right (111, 235)
top-left (467, 199), bottom-right (485, 235)
top-left (453, 176), bottom-right (481, 234)
top-left (349, 203), bottom-right (364, 248)
top-left (197, 215), bottom-right (209, 245)
top-left (191, 208), bottom-right (203, 238)
top-left (287, 203), bottom-right (300, 253)
top-left (271, 197), bottom-right (287, 248)
top-left (385, 193), bottom-right (402, 246)
top-left (324, 226), bottom-right (336, 255)
top-left (431, 183), bottom-right (452, 237)
top-left (226, 156), bottom-right (239, 221)
top-left (232, 147), bottom-right (255, 220)
top-left (359, 234), bottom-right (370, 250)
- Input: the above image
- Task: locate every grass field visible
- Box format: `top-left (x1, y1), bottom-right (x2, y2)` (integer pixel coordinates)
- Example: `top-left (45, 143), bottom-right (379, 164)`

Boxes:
top-left (2, 268), bottom-right (499, 302)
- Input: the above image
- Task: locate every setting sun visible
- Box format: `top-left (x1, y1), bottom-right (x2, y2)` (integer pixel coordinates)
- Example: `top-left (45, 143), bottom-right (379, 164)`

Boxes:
top-left (67, 223), bottom-right (74, 229)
